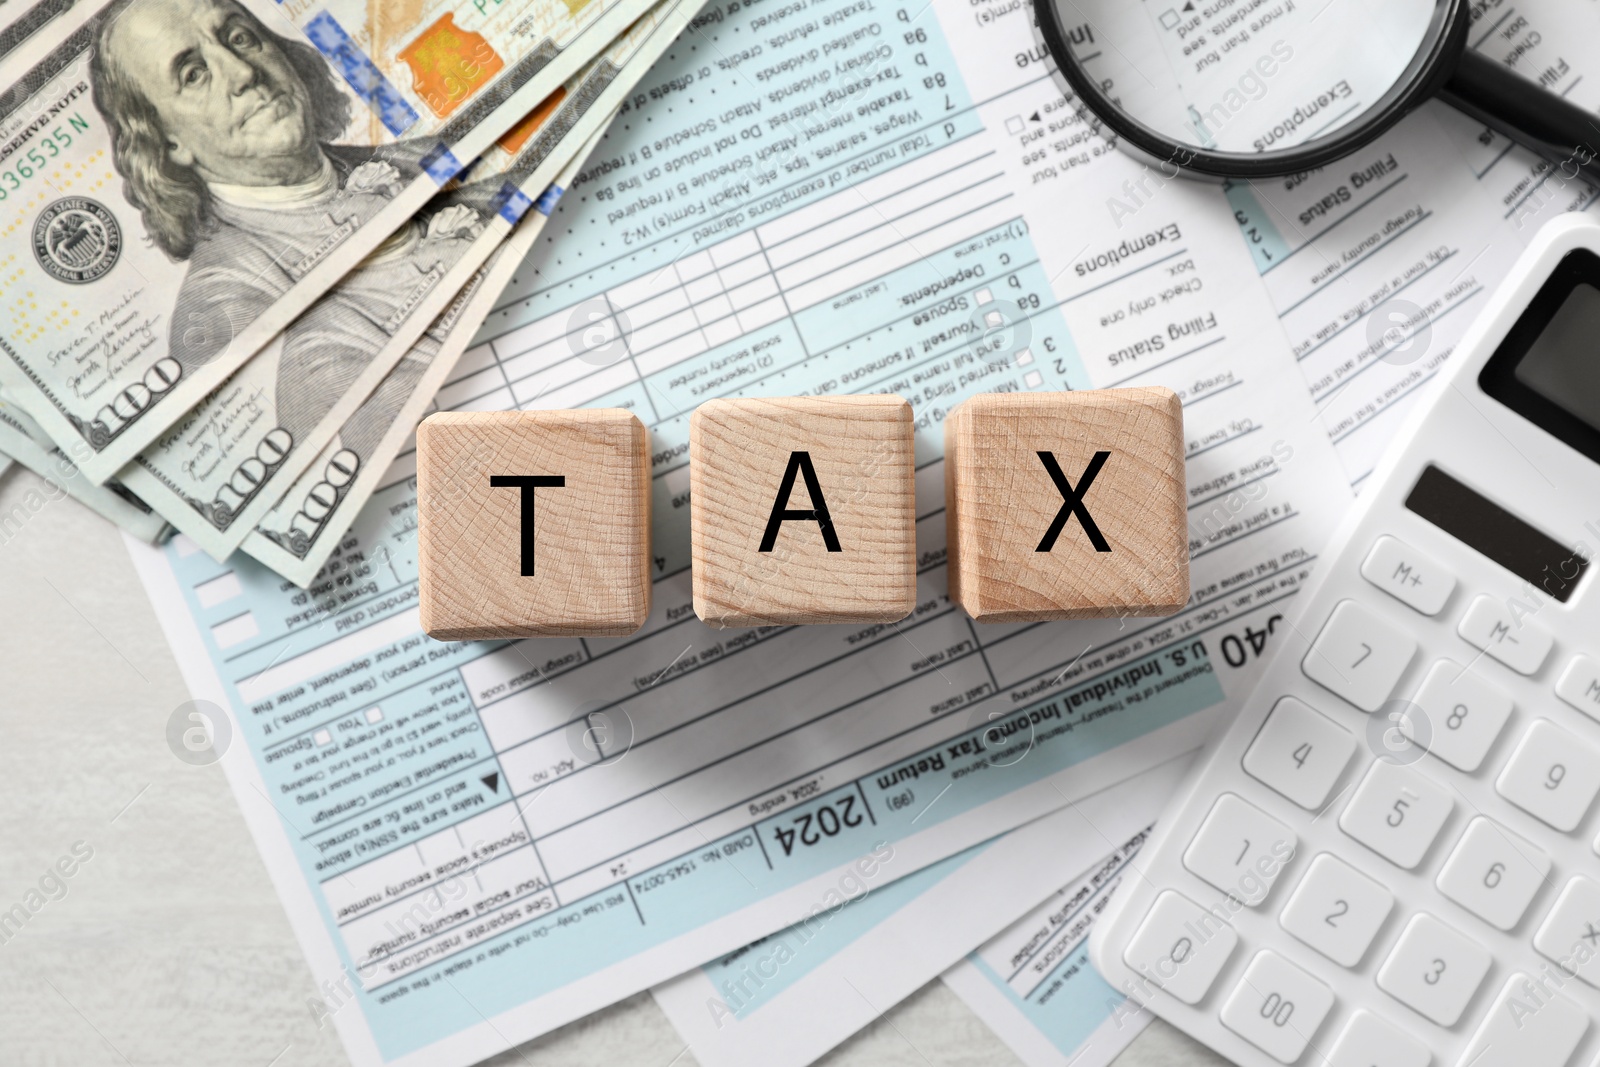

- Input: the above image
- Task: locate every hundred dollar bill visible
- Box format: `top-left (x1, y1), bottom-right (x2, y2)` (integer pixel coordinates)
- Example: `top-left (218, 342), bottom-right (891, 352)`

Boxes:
top-left (118, 0), bottom-right (693, 560)
top-left (0, 389), bottom-right (170, 542)
top-left (241, 138), bottom-right (599, 585)
top-left (0, 0), bottom-right (660, 483)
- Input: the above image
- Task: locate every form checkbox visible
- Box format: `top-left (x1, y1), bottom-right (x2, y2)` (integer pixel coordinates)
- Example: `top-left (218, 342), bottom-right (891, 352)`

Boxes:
top-left (975, 288), bottom-right (993, 305)
top-left (194, 571), bottom-right (242, 609)
top-left (703, 316), bottom-right (743, 348)
top-left (1014, 348), bottom-right (1034, 366)
top-left (1159, 8), bottom-right (1179, 28)
top-left (210, 612), bottom-right (258, 650)
top-left (314, 728), bottom-right (333, 746)
top-left (365, 707), bottom-right (384, 724)
top-left (985, 311), bottom-right (1004, 328)
top-left (1005, 115), bottom-right (1025, 135)
top-left (1024, 370), bottom-right (1044, 388)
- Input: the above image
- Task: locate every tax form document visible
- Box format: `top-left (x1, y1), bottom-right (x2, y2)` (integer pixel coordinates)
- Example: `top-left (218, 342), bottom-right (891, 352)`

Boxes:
top-left (1222, 106), bottom-right (1525, 487)
top-left (651, 759), bottom-right (1183, 1067)
top-left (1227, 0), bottom-right (1600, 492)
top-left (1438, 0), bottom-right (1600, 243)
top-left (645, 0), bottom-right (1374, 1053)
top-left (128, 0), bottom-right (1350, 1061)
top-left (941, 828), bottom-right (1155, 1067)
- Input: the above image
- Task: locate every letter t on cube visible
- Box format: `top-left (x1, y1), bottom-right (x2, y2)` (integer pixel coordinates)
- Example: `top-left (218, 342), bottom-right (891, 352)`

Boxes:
top-left (416, 409), bottom-right (652, 640)
top-left (945, 389), bottom-right (1189, 621)
top-left (691, 395), bottom-right (917, 627)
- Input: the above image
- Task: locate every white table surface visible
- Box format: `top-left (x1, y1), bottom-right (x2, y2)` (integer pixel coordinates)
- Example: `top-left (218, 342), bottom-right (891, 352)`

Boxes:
top-left (0, 465), bottom-right (1229, 1067)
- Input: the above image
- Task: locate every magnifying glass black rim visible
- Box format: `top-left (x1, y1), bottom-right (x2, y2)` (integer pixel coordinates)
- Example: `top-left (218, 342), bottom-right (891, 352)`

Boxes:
top-left (1033, 0), bottom-right (1469, 179)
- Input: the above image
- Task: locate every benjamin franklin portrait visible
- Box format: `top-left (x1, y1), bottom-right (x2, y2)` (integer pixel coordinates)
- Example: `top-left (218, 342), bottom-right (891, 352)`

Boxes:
top-left (89, 0), bottom-right (487, 466)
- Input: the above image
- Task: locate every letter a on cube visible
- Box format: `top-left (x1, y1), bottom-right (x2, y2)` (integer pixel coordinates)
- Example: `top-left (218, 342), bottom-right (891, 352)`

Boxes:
top-left (945, 389), bottom-right (1188, 621)
top-left (417, 409), bottom-right (651, 640)
top-left (691, 395), bottom-right (916, 627)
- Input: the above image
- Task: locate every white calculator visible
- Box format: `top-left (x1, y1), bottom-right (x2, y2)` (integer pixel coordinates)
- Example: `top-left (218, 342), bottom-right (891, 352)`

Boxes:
top-left (1090, 211), bottom-right (1600, 1067)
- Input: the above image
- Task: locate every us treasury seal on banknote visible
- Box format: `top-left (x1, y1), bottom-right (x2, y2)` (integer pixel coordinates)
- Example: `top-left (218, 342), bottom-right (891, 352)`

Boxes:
top-left (0, 0), bottom-right (657, 483)
top-left (32, 195), bottom-right (122, 283)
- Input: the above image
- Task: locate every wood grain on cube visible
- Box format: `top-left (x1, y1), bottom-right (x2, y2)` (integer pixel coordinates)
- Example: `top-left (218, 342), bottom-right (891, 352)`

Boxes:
top-left (945, 388), bottom-right (1188, 622)
top-left (417, 409), bottom-right (651, 640)
top-left (691, 395), bottom-right (916, 627)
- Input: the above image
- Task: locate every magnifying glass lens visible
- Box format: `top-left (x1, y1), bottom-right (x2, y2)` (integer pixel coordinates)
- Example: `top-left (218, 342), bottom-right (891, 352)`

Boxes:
top-left (1048, 0), bottom-right (1442, 163)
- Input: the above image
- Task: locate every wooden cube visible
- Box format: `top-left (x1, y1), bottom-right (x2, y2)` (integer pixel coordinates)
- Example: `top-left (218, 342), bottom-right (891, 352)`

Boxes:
top-left (945, 389), bottom-right (1188, 622)
top-left (691, 395), bottom-right (916, 627)
top-left (416, 409), bottom-right (651, 640)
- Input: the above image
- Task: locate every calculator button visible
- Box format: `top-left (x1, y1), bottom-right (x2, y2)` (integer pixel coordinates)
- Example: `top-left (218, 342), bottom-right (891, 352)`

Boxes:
top-left (1242, 697), bottom-right (1356, 809)
top-left (1435, 817), bottom-right (1550, 931)
top-left (1122, 890), bottom-right (1239, 1004)
top-left (1219, 949), bottom-right (1335, 1063)
top-left (1495, 720), bottom-right (1600, 832)
top-left (1183, 794), bottom-right (1296, 905)
top-left (1302, 600), bottom-right (1418, 712)
top-left (1361, 535), bottom-right (1455, 615)
top-left (1375, 913), bottom-right (1491, 1026)
top-left (1455, 974), bottom-right (1588, 1067)
top-left (1458, 594), bottom-right (1553, 675)
top-left (1326, 1011), bottom-right (1431, 1067)
top-left (1532, 877), bottom-right (1600, 989)
top-left (1339, 759), bottom-right (1453, 869)
top-left (1555, 654), bottom-right (1600, 723)
top-left (1278, 853), bottom-right (1393, 967)
top-left (1405, 659), bottom-right (1514, 772)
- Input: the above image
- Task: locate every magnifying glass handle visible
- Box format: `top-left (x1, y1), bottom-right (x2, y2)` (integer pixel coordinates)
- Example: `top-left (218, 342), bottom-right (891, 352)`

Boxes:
top-left (1440, 51), bottom-right (1600, 184)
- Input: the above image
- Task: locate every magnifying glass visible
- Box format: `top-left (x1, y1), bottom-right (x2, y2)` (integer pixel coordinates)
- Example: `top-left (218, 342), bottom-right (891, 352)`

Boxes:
top-left (1033, 0), bottom-right (1600, 180)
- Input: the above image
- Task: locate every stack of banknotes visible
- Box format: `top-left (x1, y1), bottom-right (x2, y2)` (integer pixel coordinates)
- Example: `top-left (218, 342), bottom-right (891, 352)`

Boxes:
top-left (0, 0), bottom-right (704, 583)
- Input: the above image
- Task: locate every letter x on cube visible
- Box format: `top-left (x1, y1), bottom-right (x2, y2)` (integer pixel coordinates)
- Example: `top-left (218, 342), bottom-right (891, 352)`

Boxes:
top-left (945, 388), bottom-right (1189, 621)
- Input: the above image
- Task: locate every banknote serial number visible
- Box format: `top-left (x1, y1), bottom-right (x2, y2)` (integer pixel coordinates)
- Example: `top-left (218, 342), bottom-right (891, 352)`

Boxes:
top-left (0, 115), bottom-right (89, 200)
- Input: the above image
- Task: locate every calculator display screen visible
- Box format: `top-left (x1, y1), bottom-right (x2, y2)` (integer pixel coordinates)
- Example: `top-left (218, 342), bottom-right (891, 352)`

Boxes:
top-left (1513, 282), bottom-right (1600, 432)
top-left (1480, 249), bottom-right (1600, 465)
top-left (1404, 466), bottom-right (1587, 603)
